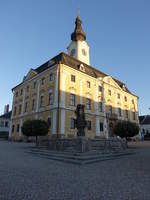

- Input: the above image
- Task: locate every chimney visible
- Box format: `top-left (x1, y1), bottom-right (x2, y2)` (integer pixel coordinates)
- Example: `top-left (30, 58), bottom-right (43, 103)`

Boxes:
top-left (4, 104), bottom-right (9, 114)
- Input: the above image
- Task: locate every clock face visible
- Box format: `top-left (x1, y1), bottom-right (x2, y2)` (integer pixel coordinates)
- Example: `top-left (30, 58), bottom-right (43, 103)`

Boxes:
top-left (70, 49), bottom-right (76, 56)
top-left (82, 49), bottom-right (87, 56)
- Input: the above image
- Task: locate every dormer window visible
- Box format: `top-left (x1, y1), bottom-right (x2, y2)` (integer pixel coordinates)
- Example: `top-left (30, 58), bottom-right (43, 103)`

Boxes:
top-left (79, 64), bottom-right (85, 72)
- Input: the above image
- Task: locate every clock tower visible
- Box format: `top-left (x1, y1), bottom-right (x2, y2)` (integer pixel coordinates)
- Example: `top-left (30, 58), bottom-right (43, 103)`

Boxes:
top-left (67, 15), bottom-right (90, 65)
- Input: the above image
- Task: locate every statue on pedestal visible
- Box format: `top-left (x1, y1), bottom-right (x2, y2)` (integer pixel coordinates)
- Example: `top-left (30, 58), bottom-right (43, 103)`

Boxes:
top-left (75, 104), bottom-right (87, 137)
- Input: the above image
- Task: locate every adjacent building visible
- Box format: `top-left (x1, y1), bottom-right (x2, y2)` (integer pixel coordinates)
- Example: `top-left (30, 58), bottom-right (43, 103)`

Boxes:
top-left (9, 15), bottom-right (139, 140)
top-left (139, 115), bottom-right (150, 135)
top-left (0, 105), bottom-right (12, 138)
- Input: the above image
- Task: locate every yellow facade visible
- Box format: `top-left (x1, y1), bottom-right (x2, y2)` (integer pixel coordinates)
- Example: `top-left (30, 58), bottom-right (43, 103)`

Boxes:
top-left (9, 57), bottom-right (139, 140)
top-left (9, 15), bottom-right (139, 140)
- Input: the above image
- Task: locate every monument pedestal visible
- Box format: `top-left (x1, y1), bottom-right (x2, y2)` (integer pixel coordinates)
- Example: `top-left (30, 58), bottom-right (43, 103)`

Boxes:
top-left (76, 136), bottom-right (90, 153)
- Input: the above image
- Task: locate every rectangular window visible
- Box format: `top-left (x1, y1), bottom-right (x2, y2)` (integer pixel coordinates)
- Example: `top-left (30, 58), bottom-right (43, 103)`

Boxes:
top-left (41, 77), bottom-right (45, 85)
top-left (5, 121), bottom-right (8, 127)
top-left (70, 93), bottom-right (75, 106)
top-left (71, 75), bottom-right (75, 82)
top-left (132, 99), bottom-right (134, 104)
top-left (132, 112), bottom-right (136, 120)
top-left (99, 102), bottom-right (103, 112)
top-left (124, 96), bottom-right (127, 102)
top-left (117, 93), bottom-right (120, 99)
top-left (87, 81), bottom-right (90, 88)
top-left (40, 95), bottom-right (44, 107)
top-left (70, 118), bottom-right (75, 129)
top-left (118, 108), bottom-right (121, 117)
top-left (26, 86), bottom-right (29, 92)
top-left (25, 102), bottom-right (28, 112)
top-left (98, 86), bottom-right (102, 92)
top-left (16, 91), bottom-right (18, 97)
top-left (125, 109), bottom-right (128, 118)
top-left (20, 89), bottom-right (23, 95)
top-left (13, 106), bottom-right (17, 116)
top-left (12, 125), bottom-right (15, 133)
top-left (87, 121), bottom-right (91, 130)
top-left (50, 73), bottom-right (54, 81)
top-left (33, 81), bottom-right (37, 89)
top-left (108, 105), bottom-right (112, 114)
top-left (47, 117), bottom-right (51, 128)
top-left (86, 98), bottom-right (91, 110)
top-left (32, 99), bottom-right (36, 111)
top-left (18, 104), bottom-right (22, 115)
top-left (100, 122), bottom-right (103, 132)
top-left (49, 92), bottom-right (53, 105)
top-left (17, 124), bottom-right (20, 132)
top-left (108, 90), bottom-right (111, 96)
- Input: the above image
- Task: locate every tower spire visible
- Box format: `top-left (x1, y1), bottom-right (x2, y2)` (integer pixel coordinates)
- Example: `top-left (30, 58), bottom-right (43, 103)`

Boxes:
top-left (71, 14), bottom-right (86, 41)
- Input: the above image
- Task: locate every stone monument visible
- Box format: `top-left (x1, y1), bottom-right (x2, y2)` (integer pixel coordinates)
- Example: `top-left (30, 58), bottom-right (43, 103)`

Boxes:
top-left (75, 104), bottom-right (90, 152)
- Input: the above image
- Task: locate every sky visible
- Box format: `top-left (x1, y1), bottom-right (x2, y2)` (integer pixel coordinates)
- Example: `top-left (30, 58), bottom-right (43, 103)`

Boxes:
top-left (0, 0), bottom-right (149, 115)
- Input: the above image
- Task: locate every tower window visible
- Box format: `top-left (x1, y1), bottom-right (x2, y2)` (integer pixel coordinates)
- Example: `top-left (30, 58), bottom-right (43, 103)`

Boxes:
top-left (70, 49), bottom-right (76, 56)
top-left (82, 49), bottom-right (87, 56)
top-left (71, 75), bottom-right (75, 82)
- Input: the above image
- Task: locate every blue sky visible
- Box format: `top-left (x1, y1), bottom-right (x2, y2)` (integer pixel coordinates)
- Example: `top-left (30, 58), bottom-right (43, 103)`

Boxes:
top-left (0, 0), bottom-right (149, 115)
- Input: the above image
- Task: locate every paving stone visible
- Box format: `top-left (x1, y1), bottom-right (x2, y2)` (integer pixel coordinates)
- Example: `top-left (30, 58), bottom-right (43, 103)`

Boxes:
top-left (0, 141), bottom-right (150, 200)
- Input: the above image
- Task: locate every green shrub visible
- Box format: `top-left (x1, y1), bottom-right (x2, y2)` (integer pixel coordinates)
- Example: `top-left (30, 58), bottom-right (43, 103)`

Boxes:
top-left (22, 119), bottom-right (49, 144)
top-left (114, 120), bottom-right (139, 138)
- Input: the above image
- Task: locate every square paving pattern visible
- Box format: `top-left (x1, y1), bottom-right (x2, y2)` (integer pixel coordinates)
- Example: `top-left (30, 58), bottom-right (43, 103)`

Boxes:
top-left (0, 140), bottom-right (150, 200)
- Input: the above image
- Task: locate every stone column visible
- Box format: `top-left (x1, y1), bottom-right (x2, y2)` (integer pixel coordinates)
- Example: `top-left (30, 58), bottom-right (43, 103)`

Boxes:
top-left (95, 116), bottom-right (100, 137)
top-left (60, 67), bottom-right (66, 135)
top-left (102, 85), bottom-right (108, 139)
top-left (35, 80), bottom-right (40, 119)
top-left (80, 79), bottom-right (83, 104)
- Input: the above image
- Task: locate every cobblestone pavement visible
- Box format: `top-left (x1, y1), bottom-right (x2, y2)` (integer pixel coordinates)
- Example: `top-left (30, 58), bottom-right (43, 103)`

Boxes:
top-left (0, 140), bottom-right (150, 200)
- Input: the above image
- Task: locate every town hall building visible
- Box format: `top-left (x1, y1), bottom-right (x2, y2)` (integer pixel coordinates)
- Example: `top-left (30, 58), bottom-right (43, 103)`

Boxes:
top-left (9, 15), bottom-right (139, 140)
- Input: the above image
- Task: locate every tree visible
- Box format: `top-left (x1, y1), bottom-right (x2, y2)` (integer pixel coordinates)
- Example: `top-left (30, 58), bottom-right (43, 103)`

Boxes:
top-left (22, 119), bottom-right (49, 144)
top-left (114, 120), bottom-right (139, 139)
